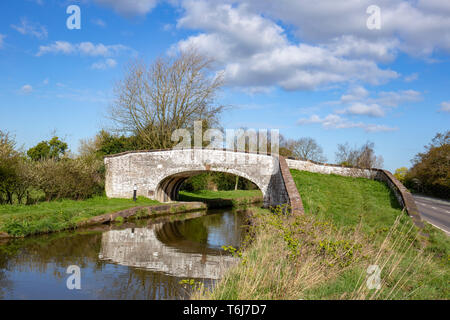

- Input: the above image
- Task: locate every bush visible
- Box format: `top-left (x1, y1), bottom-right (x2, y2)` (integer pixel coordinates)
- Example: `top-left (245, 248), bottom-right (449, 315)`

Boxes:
top-left (31, 156), bottom-right (104, 201)
top-left (0, 131), bottom-right (32, 204)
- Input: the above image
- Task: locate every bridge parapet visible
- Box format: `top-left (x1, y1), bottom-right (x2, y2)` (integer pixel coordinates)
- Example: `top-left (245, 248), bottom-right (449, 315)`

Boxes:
top-left (105, 149), bottom-right (303, 214)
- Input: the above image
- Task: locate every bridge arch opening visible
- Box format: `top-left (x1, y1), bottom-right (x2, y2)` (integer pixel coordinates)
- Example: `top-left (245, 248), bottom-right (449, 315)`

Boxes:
top-left (155, 170), bottom-right (263, 203)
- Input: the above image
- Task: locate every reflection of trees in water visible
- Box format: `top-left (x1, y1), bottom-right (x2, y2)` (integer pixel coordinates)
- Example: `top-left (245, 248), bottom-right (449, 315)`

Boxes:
top-left (0, 210), bottom-right (246, 299)
top-left (0, 232), bottom-right (104, 275)
top-left (0, 249), bottom-right (12, 299)
top-left (157, 211), bottom-right (245, 250)
top-left (0, 232), bottom-right (106, 299)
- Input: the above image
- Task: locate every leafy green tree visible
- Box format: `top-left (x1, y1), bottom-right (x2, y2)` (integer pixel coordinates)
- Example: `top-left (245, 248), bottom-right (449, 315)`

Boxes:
top-left (27, 136), bottom-right (68, 161)
top-left (394, 167), bottom-right (408, 183)
top-left (405, 131), bottom-right (449, 198)
top-left (0, 131), bottom-right (31, 204)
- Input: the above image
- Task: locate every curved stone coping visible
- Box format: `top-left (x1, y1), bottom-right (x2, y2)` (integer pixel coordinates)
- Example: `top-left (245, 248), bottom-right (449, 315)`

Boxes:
top-left (279, 156), bottom-right (304, 215)
top-left (104, 148), bottom-right (278, 159)
top-left (0, 202), bottom-right (207, 239)
top-left (286, 158), bottom-right (424, 228)
top-left (375, 170), bottom-right (424, 229)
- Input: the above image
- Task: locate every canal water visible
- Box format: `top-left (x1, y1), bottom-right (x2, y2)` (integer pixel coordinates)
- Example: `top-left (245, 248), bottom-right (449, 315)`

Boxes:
top-left (0, 207), bottom-right (251, 299)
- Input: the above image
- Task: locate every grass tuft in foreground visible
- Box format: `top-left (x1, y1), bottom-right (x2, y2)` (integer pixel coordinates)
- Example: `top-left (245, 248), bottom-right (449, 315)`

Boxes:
top-left (194, 206), bottom-right (448, 300)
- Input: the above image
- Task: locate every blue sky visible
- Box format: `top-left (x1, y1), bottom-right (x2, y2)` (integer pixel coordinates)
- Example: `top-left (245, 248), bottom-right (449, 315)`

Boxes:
top-left (0, 0), bottom-right (449, 171)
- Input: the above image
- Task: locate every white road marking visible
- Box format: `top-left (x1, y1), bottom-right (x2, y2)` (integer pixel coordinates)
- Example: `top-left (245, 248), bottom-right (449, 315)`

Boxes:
top-left (425, 221), bottom-right (450, 236)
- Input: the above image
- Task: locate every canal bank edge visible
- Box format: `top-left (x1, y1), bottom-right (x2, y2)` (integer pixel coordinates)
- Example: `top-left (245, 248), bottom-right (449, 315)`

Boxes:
top-left (0, 202), bottom-right (207, 240)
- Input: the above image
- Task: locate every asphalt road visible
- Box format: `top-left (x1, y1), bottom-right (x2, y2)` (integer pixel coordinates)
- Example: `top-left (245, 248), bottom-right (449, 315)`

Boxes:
top-left (413, 194), bottom-right (450, 235)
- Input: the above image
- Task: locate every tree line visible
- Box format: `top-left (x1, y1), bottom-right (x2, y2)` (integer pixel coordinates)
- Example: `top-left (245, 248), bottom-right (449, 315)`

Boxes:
top-left (1, 49), bottom-right (416, 205)
top-left (394, 131), bottom-right (449, 199)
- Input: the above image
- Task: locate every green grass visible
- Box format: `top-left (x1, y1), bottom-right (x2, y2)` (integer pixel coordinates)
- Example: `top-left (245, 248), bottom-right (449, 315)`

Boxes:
top-left (291, 170), bottom-right (449, 249)
top-left (291, 170), bottom-right (404, 236)
top-left (178, 189), bottom-right (263, 208)
top-left (292, 169), bottom-right (449, 299)
top-left (0, 196), bottom-right (159, 237)
top-left (195, 170), bottom-right (449, 300)
top-left (179, 189), bottom-right (262, 200)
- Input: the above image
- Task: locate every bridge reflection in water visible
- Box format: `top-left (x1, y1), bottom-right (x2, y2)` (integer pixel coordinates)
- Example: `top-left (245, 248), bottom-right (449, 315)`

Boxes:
top-left (0, 209), bottom-right (248, 299)
top-left (99, 212), bottom-right (243, 280)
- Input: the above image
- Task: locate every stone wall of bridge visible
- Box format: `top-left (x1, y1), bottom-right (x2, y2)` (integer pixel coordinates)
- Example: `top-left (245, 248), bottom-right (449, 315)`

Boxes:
top-left (104, 149), bottom-right (302, 213)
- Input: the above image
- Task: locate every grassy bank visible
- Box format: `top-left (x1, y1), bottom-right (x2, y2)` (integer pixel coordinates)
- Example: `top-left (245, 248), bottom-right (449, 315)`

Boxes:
top-left (178, 190), bottom-right (262, 208)
top-left (0, 196), bottom-right (160, 237)
top-left (194, 170), bottom-right (449, 300)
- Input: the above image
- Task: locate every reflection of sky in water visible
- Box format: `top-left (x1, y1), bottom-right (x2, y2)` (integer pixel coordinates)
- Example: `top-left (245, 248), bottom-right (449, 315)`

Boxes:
top-left (1, 261), bottom-right (191, 300)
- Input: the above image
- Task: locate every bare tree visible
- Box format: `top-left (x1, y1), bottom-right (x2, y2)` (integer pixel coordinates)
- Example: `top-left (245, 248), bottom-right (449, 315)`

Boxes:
top-left (109, 49), bottom-right (225, 149)
top-left (335, 141), bottom-right (383, 168)
top-left (288, 137), bottom-right (327, 162)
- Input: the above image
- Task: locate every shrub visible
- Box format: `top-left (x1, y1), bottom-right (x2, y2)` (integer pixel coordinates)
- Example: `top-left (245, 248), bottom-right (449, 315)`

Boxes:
top-left (32, 155), bottom-right (104, 201)
top-left (0, 131), bottom-right (32, 204)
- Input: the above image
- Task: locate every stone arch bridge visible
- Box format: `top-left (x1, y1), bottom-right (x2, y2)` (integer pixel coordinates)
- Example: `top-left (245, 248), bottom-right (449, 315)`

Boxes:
top-left (104, 149), bottom-right (303, 214)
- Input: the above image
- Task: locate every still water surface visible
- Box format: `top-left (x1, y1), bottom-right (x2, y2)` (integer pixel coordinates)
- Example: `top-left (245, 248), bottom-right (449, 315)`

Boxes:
top-left (0, 208), bottom-right (249, 299)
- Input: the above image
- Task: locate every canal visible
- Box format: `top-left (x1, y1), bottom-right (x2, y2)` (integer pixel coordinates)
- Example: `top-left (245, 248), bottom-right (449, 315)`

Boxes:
top-left (0, 207), bottom-right (252, 299)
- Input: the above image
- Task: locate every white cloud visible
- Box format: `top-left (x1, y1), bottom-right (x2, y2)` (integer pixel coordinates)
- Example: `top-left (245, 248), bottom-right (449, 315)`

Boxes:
top-left (173, 1), bottom-right (397, 91)
top-left (11, 17), bottom-right (48, 39)
top-left (404, 73), bottom-right (419, 82)
top-left (335, 86), bottom-right (422, 117)
top-left (337, 102), bottom-right (385, 117)
top-left (417, 0), bottom-right (450, 15)
top-left (297, 114), bottom-right (397, 132)
top-left (92, 18), bottom-right (107, 28)
top-left (326, 35), bottom-right (398, 62)
top-left (375, 90), bottom-right (422, 107)
top-left (340, 86), bottom-right (369, 103)
top-left (240, 0), bottom-right (450, 57)
top-left (36, 41), bottom-right (74, 56)
top-left (439, 101), bottom-right (450, 113)
top-left (91, 58), bottom-right (117, 70)
top-left (37, 41), bottom-right (131, 57)
top-left (94, 0), bottom-right (158, 16)
top-left (0, 34), bottom-right (5, 48)
top-left (20, 84), bottom-right (33, 94)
